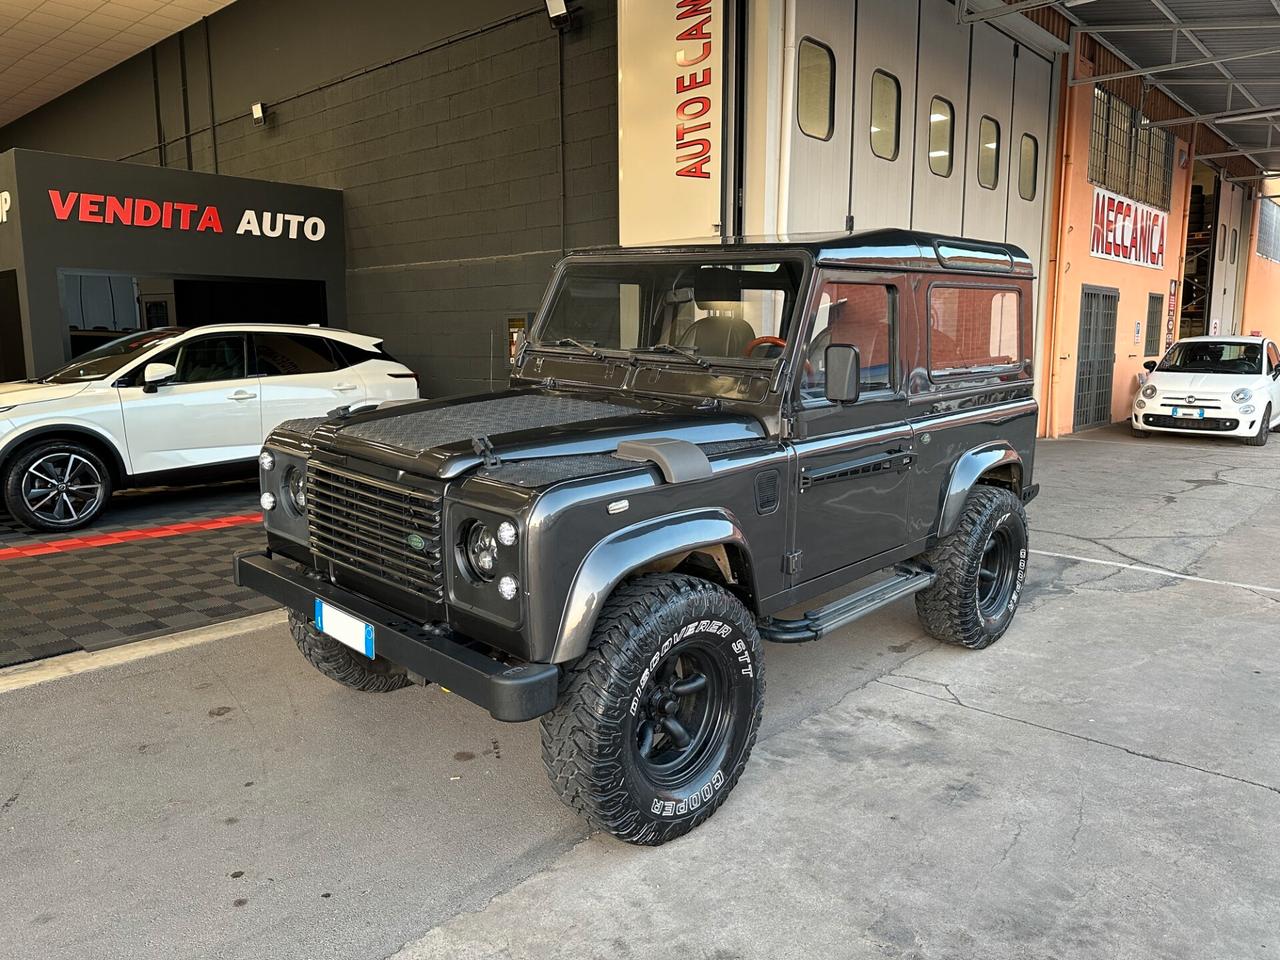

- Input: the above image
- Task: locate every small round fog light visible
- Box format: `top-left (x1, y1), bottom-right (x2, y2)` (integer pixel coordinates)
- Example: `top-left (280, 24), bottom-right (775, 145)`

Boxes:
top-left (497, 575), bottom-right (519, 601)
top-left (1240, 404), bottom-right (1256, 415)
top-left (259, 451), bottom-right (275, 471)
top-left (496, 521), bottom-right (518, 547)
top-left (1135, 399), bottom-right (1146, 410)
top-left (260, 492), bottom-right (277, 511)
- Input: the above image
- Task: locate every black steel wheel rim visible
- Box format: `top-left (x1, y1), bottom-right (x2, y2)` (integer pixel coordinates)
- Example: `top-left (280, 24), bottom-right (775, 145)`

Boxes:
top-left (976, 525), bottom-right (1017, 617)
top-left (633, 644), bottom-right (732, 790)
top-left (21, 452), bottom-right (104, 525)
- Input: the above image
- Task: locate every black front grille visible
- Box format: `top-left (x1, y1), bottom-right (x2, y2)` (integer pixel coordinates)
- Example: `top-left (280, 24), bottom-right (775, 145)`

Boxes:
top-left (1143, 414), bottom-right (1239, 432)
top-left (306, 461), bottom-right (445, 602)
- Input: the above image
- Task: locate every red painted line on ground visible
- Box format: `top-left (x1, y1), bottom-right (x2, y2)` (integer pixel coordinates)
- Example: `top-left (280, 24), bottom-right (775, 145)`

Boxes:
top-left (0, 513), bottom-right (263, 562)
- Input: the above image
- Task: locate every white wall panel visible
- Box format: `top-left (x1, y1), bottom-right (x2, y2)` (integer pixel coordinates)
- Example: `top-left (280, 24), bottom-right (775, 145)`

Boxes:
top-left (911, 0), bottom-right (970, 236)
top-left (962, 23), bottom-right (1015, 243)
top-left (1005, 47), bottom-right (1052, 263)
top-left (849, 0), bottom-right (918, 231)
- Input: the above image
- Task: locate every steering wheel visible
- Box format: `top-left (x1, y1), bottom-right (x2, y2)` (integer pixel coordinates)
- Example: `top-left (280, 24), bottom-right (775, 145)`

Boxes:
top-left (744, 335), bottom-right (787, 358)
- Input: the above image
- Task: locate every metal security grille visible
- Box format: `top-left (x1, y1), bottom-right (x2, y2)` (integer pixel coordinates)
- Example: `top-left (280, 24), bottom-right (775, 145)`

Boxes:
top-left (1088, 88), bottom-right (1174, 210)
top-left (306, 461), bottom-right (444, 602)
top-left (1143, 293), bottom-right (1164, 357)
top-left (1259, 199), bottom-right (1280, 263)
top-left (1074, 287), bottom-right (1119, 432)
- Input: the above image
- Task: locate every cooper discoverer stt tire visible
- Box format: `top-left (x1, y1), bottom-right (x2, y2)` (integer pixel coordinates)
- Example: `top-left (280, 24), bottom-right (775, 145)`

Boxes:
top-left (541, 573), bottom-right (764, 845)
top-left (915, 485), bottom-right (1028, 650)
top-left (3, 440), bottom-right (112, 532)
top-left (290, 611), bottom-right (412, 693)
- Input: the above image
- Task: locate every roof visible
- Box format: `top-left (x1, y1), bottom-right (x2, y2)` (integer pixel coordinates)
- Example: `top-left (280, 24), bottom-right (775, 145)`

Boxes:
top-left (601, 229), bottom-right (1035, 278)
top-left (175, 324), bottom-right (382, 348)
top-left (1176, 335), bottom-right (1269, 344)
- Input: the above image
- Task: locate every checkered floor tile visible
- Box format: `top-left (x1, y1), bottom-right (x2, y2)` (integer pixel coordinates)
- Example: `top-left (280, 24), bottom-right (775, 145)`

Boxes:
top-left (0, 482), bottom-right (274, 669)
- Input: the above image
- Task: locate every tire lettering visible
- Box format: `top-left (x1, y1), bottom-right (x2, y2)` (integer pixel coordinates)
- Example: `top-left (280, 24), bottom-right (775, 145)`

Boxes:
top-left (649, 771), bottom-right (728, 818)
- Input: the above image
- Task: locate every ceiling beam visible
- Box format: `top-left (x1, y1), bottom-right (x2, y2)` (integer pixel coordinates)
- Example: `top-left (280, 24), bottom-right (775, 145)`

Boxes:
top-left (958, 0), bottom-right (1097, 25)
top-left (1071, 43), bottom-right (1280, 86)
top-left (1075, 18), bottom-right (1280, 34)
top-left (1144, 105), bottom-right (1280, 128)
top-left (1155, 77), bottom-right (1280, 86)
top-left (1195, 147), bottom-right (1280, 160)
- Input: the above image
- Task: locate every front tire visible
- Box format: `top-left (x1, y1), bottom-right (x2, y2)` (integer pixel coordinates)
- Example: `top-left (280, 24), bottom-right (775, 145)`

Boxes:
top-left (3, 441), bottom-right (112, 532)
top-left (290, 611), bottom-right (412, 693)
top-left (915, 486), bottom-right (1028, 650)
top-left (541, 574), bottom-right (764, 845)
top-left (1245, 405), bottom-right (1271, 446)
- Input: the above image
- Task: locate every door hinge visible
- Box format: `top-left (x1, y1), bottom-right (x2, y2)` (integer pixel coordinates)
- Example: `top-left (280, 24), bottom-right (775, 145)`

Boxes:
top-left (783, 551), bottom-right (803, 575)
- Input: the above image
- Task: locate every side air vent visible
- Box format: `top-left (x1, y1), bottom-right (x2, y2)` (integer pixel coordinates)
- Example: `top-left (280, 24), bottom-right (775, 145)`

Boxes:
top-left (754, 470), bottom-right (780, 515)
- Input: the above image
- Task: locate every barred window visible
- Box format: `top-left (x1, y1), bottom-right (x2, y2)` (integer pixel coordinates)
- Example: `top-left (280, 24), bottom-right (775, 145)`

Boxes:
top-left (1143, 293), bottom-right (1163, 357)
top-left (1258, 199), bottom-right (1280, 263)
top-left (1088, 87), bottom-right (1174, 210)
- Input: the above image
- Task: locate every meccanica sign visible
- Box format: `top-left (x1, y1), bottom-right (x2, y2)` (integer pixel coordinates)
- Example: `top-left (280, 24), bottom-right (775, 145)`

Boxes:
top-left (47, 189), bottom-right (328, 241)
top-left (1089, 185), bottom-right (1167, 270)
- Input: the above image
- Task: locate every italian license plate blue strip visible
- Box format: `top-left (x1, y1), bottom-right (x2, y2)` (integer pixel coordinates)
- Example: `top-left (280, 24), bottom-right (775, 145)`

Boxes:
top-left (314, 598), bottom-right (375, 659)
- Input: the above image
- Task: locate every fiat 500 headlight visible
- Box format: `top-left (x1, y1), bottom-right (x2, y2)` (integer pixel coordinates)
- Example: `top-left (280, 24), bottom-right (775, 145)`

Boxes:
top-left (1141, 384), bottom-right (1158, 399)
top-left (1232, 387), bottom-right (1253, 404)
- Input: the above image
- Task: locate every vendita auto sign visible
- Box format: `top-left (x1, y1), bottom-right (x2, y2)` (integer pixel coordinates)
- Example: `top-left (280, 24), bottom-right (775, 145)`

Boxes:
top-left (1090, 185), bottom-right (1167, 270)
top-left (46, 189), bottom-right (327, 241)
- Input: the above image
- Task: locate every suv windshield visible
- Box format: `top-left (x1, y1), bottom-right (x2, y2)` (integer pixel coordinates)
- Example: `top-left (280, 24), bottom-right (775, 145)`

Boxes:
top-left (1158, 340), bottom-right (1263, 376)
top-left (41, 329), bottom-right (185, 383)
top-left (535, 258), bottom-right (804, 368)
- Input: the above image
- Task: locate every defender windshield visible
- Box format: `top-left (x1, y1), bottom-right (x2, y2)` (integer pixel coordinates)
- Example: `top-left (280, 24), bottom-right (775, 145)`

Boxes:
top-left (535, 259), bottom-right (805, 367)
top-left (40, 329), bottom-right (185, 383)
top-left (1158, 341), bottom-right (1263, 376)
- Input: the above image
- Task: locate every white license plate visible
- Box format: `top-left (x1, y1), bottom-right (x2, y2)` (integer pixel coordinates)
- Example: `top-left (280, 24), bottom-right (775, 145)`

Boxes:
top-left (314, 599), bottom-right (374, 659)
top-left (1171, 407), bottom-right (1205, 419)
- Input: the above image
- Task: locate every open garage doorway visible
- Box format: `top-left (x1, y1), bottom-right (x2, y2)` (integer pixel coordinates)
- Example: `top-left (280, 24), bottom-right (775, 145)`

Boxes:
top-left (0, 271), bottom-right (24, 382)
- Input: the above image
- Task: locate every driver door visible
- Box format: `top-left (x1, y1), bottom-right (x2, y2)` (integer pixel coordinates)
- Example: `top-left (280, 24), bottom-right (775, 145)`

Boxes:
top-left (117, 333), bottom-right (262, 475)
top-left (1267, 342), bottom-right (1280, 418)
top-left (789, 274), bottom-right (913, 586)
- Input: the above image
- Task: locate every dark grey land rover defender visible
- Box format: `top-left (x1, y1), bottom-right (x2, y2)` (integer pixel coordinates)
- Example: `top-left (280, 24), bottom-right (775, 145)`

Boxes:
top-left (236, 230), bottom-right (1039, 845)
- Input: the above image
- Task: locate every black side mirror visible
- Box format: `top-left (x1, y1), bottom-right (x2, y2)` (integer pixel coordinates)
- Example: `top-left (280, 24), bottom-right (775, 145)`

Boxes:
top-left (824, 344), bottom-right (860, 404)
top-left (1143, 360), bottom-right (1158, 372)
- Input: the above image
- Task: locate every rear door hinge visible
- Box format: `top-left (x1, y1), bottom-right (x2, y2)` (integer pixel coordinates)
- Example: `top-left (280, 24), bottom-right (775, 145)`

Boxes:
top-left (783, 551), bottom-right (803, 575)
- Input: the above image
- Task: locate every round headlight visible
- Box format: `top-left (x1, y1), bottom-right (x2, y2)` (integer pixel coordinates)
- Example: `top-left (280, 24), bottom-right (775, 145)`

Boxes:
top-left (1141, 384), bottom-right (1158, 399)
top-left (497, 575), bottom-right (520, 601)
top-left (284, 466), bottom-right (307, 514)
top-left (1135, 398), bottom-right (1146, 410)
top-left (260, 491), bottom-right (277, 512)
top-left (1232, 387), bottom-right (1253, 404)
top-left (465, 522), bottom-right (498, 581)
top-left (259, 450), bottom-right (275, 471)
top-left (496, 521), bottom-right (518, 547)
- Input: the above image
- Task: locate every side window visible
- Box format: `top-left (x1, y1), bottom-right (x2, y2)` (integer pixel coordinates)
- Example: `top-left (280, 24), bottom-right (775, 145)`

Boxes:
top-left (1143, 293), bottom-right (1164, 357)
top-left (869, 70), bottom-right (901, 161)
top-left (796, 39), bottom-right (835, 141)
top-left (977, 116), bottom-right (1001, 190)
top-left (1018, 134), bottom-right (1038, 201)
top-left (928, 286), bottom-right (1021, 378)
top-left (1268, 343), bottom-right (1280, 374)
top-left (928, 97), bottom-right (954, 177)
top-left (152, 335), bottom-right (247, 384)
top-left (255, 333), bottom-right (340, 377)
top-left (802, 282), bottom-right (895, 403)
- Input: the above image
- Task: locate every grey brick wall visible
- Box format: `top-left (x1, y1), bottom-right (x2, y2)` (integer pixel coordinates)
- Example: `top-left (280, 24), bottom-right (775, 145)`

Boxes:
top-left (0, 2), bottom-right (619, 398)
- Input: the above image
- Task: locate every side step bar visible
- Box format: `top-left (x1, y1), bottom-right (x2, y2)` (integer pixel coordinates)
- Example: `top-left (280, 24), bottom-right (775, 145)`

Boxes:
top-left (758, 564), bottom-right (937, 644)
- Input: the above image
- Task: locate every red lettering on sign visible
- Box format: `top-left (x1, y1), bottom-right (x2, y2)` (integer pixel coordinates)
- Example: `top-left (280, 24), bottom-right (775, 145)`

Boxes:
top-left (676, 41), bottom-right (711, 67)
top-left (78, 193), bottom-right (105, 223)
top-left (675, 0), bottom-right (712, 18)
top-left (673, 0), bottom-right (716, 182)
top-left (135, 199), bottom-right (161, 227)
top-left (676, 68), bottom-right (711, 93)
top-left (105, 195), bottom-right (133, 225)
top-left (48, 190), bottom-right (78, 220)
top-left (197, 206), bottom-right (223, 233)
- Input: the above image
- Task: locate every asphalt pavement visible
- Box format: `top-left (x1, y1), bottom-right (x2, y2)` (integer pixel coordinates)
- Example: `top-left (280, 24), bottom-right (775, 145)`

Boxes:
top-left (1, 425), bottom-right (1277, 960)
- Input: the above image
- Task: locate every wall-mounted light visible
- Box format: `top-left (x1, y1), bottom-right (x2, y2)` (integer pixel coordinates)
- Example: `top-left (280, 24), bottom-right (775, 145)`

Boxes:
top-left (251, 101), bottom-right (268, 127)
top-left (545, 0), bottom-right (571, 30)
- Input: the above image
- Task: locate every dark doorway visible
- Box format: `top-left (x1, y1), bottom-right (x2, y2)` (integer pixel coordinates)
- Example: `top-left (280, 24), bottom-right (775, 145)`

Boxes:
top-left (1074, 286), bottom-right (1119, 432)
top-left (0, 271), bottom-right (25, 382)
top-left (173, 277), bottom-right (328, 328)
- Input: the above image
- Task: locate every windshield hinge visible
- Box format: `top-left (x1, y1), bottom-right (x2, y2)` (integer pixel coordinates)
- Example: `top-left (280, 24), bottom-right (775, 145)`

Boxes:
top-left (471, 435), bottom-right (502, 468)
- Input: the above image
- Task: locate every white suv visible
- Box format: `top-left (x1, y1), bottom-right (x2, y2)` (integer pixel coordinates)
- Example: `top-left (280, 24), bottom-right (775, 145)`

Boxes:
top-left (0, 324), bottom-right (419, 531)
top-left (1133, 335), bottom-right (1280, 446)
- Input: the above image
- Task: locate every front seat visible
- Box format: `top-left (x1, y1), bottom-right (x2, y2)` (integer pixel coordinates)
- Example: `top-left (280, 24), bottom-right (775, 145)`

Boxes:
top-left (678, 312), bottom-right (756, 357)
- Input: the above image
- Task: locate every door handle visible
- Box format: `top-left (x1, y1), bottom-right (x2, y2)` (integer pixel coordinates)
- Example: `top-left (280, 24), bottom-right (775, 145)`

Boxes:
top-left (334, 383), bottom-right (359, 392)
top-left (227, 390), bottom-right (257, 401)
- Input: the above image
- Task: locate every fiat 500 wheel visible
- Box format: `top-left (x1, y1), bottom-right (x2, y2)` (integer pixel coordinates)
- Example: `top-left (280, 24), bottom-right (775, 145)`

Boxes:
top-left (541, 573), bottom-right (764, 845)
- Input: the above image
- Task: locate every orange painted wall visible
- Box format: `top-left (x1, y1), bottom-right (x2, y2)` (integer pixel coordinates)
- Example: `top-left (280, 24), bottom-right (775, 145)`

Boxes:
top-left (1240, 199), bottom-right (1280, 340)
top-left (1039, 83), bottom-right (1192, 437)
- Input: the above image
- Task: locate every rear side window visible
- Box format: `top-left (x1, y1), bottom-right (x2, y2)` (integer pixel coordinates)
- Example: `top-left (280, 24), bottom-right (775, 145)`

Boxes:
top-left (254, 333), bottom-right (340, 376)
top-left (333, 340), bottom-right (389, 367)
top-left (928, 286), bottom-right (1021, 377)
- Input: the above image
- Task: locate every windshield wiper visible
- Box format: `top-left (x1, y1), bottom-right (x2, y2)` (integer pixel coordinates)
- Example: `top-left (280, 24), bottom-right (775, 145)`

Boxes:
top-left (549, 337), bottom-right (604, 359)
top-left (635, 343), bottom-right (711, 370)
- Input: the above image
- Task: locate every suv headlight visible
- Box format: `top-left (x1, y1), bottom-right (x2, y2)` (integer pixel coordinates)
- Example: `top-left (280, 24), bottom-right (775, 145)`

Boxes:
top-left (463, 521), bottom-right (499, 581)
top-left (1232, 387), bottom-right (1253, 404)
top-left (283, 465), bottom-right (307, 514)
top-left (1141, 384), bottom-right (1158, 399)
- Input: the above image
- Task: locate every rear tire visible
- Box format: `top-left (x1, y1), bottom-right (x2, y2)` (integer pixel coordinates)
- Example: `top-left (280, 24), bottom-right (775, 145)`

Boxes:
top-left (541, 574), bottom-right (764, 845)
top-left (2, 440), bottom-right (112, 532)
top-left (1245, 405), bottom-right (1271, 446)
top-left (915, 486), bottom-right (1028, 650)
top-left (290, 611), bottom-right (412, 693)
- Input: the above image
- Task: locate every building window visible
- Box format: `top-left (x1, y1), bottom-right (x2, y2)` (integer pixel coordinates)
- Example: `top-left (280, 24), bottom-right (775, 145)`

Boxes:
top-left (1144, 294), bottom-right (1164, 357)
top-left (928, 96), bottom-right (954, 177)
top-left (928, 286), bottom-right (1021, 377)
top-left (796, 39), bottom-right (835, 141)
top-left (977, 116), bottom-right (1000, 190)
top-left (1259, 198), bottom-right (1280, 263)
top-left (1088, 87), bottom-right (1174, 210)
top-left (870, 70), bottom-right (901, 161)
top-left (1231, 228), bottom-right (1239, 264)
top-left (1018, 134), bottom-right (1038, 201)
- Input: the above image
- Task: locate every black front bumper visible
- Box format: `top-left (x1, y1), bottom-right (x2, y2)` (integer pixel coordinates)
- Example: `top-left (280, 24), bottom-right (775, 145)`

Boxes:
top-left (234, 551), bottom-right (559, 722)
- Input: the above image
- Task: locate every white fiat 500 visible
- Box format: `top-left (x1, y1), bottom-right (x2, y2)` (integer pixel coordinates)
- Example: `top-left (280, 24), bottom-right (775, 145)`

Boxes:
top-left (0, 324), bottom-right (419, 531)
top-left (1133, 335), bottom-right (1280, 445)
